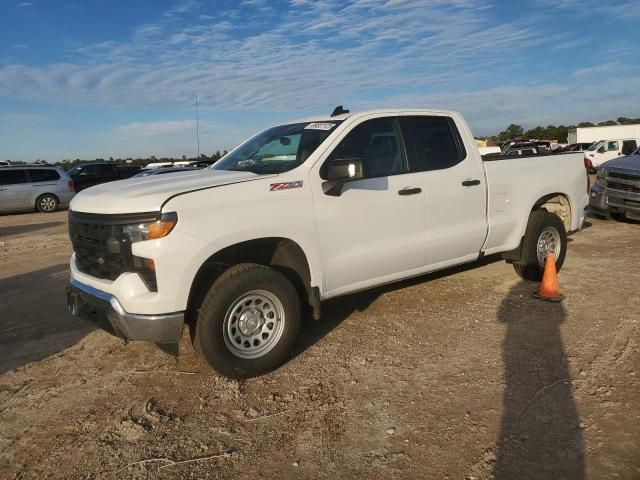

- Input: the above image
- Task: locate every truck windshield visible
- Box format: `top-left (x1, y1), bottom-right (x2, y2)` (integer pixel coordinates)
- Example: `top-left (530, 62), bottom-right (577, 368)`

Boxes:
top-left (213, 121), bottom-right (341, 174)
top-left (587, 141), bottom-right (604, 151)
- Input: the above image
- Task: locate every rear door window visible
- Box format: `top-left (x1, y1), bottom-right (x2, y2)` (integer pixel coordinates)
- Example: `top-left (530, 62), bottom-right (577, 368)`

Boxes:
top-left (29, 169), bottom-right (61, 182)
top-left (404, 116), bottom-right (467, 171)
top-left (622, 140), bottom-right (637, 155)
top-left (0, 169), bottom-right (28, 185)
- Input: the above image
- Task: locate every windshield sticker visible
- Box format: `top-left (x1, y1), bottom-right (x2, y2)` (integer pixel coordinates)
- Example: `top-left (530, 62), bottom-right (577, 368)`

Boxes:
top-left (270, 181), bottom-right (303, 191)
top-left (305, 122), bottom-right (335, 131)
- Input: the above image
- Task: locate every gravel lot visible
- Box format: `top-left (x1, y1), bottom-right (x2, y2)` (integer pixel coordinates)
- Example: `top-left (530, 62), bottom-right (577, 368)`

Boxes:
top-left (0, 210), bottom-right (638, 479)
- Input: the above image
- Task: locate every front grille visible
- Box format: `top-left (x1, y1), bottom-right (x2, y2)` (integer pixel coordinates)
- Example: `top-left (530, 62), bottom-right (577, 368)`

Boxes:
top-left (606, 181), bottom-right (640, 194)
top-left (606, 170), bottom-right (640, 195)
top-left (69, 211), bottom-right (159, 289)
top-left (608, 171), bottom-right (640, 182)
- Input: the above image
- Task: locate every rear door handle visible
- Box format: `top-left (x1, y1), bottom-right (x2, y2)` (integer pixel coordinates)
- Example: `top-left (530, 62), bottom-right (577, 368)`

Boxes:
top-left (398, 187), bottom-right (422, 196)
top-left (462, 179), bottom-right (481, 187)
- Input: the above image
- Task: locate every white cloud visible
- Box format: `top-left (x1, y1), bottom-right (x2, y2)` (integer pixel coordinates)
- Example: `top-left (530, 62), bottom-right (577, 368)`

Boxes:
top-left (368, 75), bottom-right (640, 135)
top-left (2, 0), bottom-right (640, 161)
top-left (0, 0), bottom-right (551, 111)
top-left (115, 120), bottom-right (196, 137)
top-left (571, 62), bottom-right (621, 79)
top-left (534, 0), bottom-right (640, 19)
top-left (16, 2), bottom-right (34, 7)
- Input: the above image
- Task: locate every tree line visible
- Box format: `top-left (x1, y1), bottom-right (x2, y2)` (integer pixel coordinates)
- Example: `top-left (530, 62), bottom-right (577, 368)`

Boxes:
top-left (490, 117), bottom-right (640, 144)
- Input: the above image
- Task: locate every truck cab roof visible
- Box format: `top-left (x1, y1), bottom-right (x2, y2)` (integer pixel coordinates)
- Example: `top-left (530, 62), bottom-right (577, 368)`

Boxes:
top-left (293, 108), bottom-right (461, 124)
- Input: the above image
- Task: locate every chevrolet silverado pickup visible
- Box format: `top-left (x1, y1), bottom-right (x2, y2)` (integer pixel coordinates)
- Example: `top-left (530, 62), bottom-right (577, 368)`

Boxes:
top-left (66, 108), bottom-right (589, 378)
top-left (589, 148), bottom-right (640, 220)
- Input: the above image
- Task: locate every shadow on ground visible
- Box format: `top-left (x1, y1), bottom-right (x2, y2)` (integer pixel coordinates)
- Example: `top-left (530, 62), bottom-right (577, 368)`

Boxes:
top-left (293, 254), bottom-right (503, 358)
top-left (493, 280), bottom-right (584, 479)
top-left (0, 263), bottom-right (94, 375)
top-left (0, 221), bottom-right (64, 238)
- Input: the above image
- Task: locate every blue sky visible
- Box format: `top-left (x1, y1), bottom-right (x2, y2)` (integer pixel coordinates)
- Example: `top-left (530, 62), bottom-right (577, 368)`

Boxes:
top-left (1, 0), bottom-right (639, 162)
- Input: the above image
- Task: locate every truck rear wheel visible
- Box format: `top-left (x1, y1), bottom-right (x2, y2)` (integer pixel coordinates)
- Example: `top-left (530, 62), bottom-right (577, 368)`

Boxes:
top-left (194, 263), bottom-right (301, 378)
top-left (513, 210), bottom-right (567, 281)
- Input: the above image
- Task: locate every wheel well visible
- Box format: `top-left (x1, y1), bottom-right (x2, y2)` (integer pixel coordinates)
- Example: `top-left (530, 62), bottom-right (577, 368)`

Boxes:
top-left (532, 193), bottom-right (571, 231)
top-left (503, 193), bottom-right (572, 263)
top-left (186, 238), bottom-right (314, 322)
top-left (35, 192), bottom-right (59, 202)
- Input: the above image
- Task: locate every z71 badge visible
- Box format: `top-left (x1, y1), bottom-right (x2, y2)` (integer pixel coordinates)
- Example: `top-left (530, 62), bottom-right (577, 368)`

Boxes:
top-left (270, 181), bottom-right (303, 191)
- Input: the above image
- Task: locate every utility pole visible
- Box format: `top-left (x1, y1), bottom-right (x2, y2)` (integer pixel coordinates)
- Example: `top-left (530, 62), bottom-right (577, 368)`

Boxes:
top-left (195, 95), bottom-right (200, 158)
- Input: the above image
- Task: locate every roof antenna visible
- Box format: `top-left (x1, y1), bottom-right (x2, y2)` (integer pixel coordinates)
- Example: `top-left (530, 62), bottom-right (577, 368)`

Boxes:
top-left (195, 94), bottom-right (200, 158)
top-left (331, 105), bottom-right (349, 117)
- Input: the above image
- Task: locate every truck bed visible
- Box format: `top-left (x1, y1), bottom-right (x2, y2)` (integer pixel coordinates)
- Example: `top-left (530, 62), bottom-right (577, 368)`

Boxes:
top-left (480, 151), bottom-right (588, 256)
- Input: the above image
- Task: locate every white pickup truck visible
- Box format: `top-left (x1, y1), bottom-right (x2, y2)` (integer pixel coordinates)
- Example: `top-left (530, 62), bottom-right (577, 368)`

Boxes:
top-left (66, 108), bottom-right (588, 378)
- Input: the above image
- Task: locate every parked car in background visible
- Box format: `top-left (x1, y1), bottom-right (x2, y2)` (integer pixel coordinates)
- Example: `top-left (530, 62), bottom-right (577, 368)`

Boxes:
top-left (503, 147), bottom-right (538, 156)
top-left (0, 161), bottom-right (11, 167)
top-left (589, 147), bottom-right (640, 221)
top-left (564, 142), bottom-right (594, 152)
top-left (0, 166), bottom-right (75, 213)
top-left (478, 146), bottom-right (501, 156)
top-left (144, 162), bottom-right (174, 169)
top-left (133, 167), bottom-right (199, 178)
top-left (67, 163), bottom-right (140, 192)
top-left (583, 138), bottom-right (639, 170)
top-left (186, 159), bottom-right (217, 168)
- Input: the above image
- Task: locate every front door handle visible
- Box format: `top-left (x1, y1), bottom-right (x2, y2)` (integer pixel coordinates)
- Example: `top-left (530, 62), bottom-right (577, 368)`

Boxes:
top-left (398, 187), bottom-right (422, 196)
top-left (462, 179), bottom-right (481, 187)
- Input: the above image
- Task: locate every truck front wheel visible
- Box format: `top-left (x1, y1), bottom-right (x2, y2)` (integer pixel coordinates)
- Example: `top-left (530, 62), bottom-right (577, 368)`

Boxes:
top-left (513, 210), bottom-right (567, 281)
top-left (194, 263), bottom-right (301, 378)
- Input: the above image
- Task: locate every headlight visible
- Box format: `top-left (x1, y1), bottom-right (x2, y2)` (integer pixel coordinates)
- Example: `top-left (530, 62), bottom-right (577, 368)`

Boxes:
top-left (594, 169), bottom-right (606, 187)
top-left (122, 212), bottom-right (178, 243)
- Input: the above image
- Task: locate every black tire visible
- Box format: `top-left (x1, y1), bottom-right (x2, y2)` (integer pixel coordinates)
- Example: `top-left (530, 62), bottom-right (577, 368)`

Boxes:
top-left (513, 210), bottom-right (567, 281)
top-left (194, 263), bottom-right (301, 379)
top-left (35, 194), bottom-right (59, 213)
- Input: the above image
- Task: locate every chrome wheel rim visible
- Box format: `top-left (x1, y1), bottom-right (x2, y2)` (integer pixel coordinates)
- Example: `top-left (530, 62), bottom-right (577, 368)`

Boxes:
top-left (222, 289), bottom-right (285, 359)
top-left (536, 226), bottom-right (561, 266)
top-left (40, 196), bottom-right (56, 211)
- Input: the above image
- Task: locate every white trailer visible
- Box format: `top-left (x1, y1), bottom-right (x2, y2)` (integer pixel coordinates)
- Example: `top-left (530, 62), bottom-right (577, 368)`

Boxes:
top-left (568, 124), bottom-right (640, 144)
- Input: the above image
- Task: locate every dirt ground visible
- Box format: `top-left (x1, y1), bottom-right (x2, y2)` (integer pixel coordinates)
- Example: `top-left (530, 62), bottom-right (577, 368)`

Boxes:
top-left (0, 209), bottom-right (638, 480)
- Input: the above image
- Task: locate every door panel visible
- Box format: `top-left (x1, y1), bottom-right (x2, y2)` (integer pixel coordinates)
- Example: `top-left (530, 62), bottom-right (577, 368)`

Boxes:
top-left (313, 173), bottom-right (427, 292)
top-left (423, 163), bottom-right (487, 265)
top-left (0, 169), bottom-right (31, 211)
top-left (312, 116), bottom-right (427, 293)
top-left (404, 115), bottom-right (487, 266)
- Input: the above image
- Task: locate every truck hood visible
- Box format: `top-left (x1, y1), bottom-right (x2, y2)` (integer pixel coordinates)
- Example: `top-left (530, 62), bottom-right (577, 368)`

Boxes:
top-left (603, 154), bottom-right (640, 171)
top-left (70, 169), bottom-right (264, 214)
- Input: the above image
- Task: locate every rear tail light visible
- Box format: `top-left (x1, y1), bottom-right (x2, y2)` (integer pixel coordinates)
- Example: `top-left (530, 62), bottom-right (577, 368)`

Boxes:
top-left (67, 179), bottom-right (75, 192)
top-left (583, 157), bottom-right (593, 170)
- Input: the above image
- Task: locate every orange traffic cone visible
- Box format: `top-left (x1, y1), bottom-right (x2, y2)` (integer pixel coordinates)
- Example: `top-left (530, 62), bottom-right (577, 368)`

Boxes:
top-left (533, 253), bottom-right (565, 302)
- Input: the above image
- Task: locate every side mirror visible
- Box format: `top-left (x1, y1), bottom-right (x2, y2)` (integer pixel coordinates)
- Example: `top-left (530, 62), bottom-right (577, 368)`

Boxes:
top-left (323, 158), bottom-right (365, 196)
top-left (597, 146), bottom-right (605, 153)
